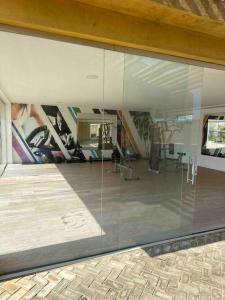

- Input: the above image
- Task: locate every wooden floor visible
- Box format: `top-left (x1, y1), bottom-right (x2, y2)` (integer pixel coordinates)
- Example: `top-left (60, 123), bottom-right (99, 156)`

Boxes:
top-left (0, 161), bottom-right (225, 275)
top-left (0, 163), bottom-right (104, 254)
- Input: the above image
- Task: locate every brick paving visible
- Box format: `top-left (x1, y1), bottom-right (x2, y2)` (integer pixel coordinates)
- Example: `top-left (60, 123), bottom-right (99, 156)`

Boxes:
top-left (2, 235), bottom-right (225, 299)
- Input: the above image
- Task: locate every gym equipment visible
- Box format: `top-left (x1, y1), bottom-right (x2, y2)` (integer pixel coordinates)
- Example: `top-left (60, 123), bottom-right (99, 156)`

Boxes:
top-left (149, 126), bottom-right (161, 173)
top-left (112, 146), bottom-right (140, 181)
top-left (168, 143), bottom-right (175, 155)
top-left (98, 123), bottom-right (113, 150)
top-left (69, 142), bottom-right (86, 163)
top-left (176, 152), bottom-right (186, 170)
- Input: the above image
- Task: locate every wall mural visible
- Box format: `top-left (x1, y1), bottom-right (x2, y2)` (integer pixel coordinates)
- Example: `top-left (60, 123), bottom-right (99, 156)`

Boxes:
top-left (11, 103), bottom-right (147, 164)
top-left (202, 114), bottom-right (225, 158)
top-left (12, 104), bottom-right (71, 163)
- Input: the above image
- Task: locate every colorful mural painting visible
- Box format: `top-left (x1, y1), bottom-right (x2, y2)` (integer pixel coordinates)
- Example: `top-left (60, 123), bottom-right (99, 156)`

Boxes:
top-left (11, 103), bottom-right (149, 164)
top-left (12, 104), bottom-right (68, 163)
top-left (12, 104), bottom-right (109, 163)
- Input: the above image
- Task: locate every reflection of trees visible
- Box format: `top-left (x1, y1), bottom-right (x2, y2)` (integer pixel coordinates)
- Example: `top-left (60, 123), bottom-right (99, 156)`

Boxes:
top-left (207, 120), bottom-right (225, 143)
top-left (130, 111), bottom-right (153, 142)
top-left (130, 111), bottom-right (153, 156)
top-left (208, 130), bottom-right (216, 141)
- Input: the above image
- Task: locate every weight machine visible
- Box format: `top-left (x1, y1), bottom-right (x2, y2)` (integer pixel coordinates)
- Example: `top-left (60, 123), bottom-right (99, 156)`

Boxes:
top-left (112, 146), bottom-right (140, 181)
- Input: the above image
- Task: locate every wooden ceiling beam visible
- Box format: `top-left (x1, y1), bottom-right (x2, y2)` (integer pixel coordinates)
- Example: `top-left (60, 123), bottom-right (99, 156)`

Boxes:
top-left (0, 0), bottom-right (225, 66)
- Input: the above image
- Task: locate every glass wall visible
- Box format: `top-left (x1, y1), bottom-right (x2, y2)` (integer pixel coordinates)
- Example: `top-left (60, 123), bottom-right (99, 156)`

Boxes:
top-left (5, 31), bottom-right (225, 277)
top-left (101, 54), bottom-right (204, 252)
top-left (0, 37), bottom-right (107, 275)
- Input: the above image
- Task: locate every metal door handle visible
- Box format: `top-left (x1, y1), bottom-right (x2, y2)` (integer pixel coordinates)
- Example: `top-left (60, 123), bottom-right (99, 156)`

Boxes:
top-left (187, 156), bottom-right (191, 184)
top-left (191, 159), bottom-right (197, 185)
top-left (187, 156), bottom-right (196, 185)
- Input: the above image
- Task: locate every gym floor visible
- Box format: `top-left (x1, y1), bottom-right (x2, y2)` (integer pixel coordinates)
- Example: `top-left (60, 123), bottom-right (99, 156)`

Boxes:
top-left (0, 161), bottom-right (225, 275)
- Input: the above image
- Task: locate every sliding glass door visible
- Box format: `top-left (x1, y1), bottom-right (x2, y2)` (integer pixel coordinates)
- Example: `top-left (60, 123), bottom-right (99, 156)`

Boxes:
top-left (117, 55), bottom-right (203, 247)
top-left (0, 31), bottom-right (210, 277)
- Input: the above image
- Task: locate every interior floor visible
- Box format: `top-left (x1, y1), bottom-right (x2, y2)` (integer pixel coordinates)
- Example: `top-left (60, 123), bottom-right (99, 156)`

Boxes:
top-left (0, 161), bottom-right (225, 274)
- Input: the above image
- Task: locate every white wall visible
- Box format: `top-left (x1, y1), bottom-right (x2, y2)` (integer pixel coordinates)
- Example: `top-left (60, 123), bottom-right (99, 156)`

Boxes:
top-left (154, 106), bottom-right (225, 172)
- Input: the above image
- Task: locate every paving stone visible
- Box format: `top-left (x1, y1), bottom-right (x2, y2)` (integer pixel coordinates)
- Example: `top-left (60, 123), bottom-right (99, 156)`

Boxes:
top-left (165, 287), bottom-right (187, 299)
top-left (59, 270), bottom-right (76, 281)
top-left (154, 290), bottom-right (174, 299)
top-left (2, 282), bottom-right (19, 294)
top-left (17, 278), bottom-right (36, 290)
top-left (89, 280), bottom-right (110, 295)
top-left (7, 288), bottom-right (27, 300)
top-left (33, 275), bottom-right (48, 286)
top-left (80, 274), bottom-right (95, 287)
top-left (103, 279), bottom-right (124, 291)
top-left (0, 291), bottom-right (11, 300)
top-left (105, 288), bottom-right (118, 299)
top-left (107, 268), bottom-right (122, 281)
top-left (45, 273), bottom-right (61, 284)
top-left (52, 279), bottom-right (70, 294)
top-left (129, 283), bottom-right (145, 299)
top-left (117, 287), bottom-right (132, 300)
top-left (61, 287), bottom-right (82, 299)
top-left (2, 233), bottom-right (225, 299)
top-left (181, 272), bottom-right (191, 284)
top-left (212, 288), bottom-right (223, 300)
top-left (68, 277), bottom-right (83, 291)
top-left (72, 284), bottom-right (95, 299)
top-left (23, 284), bottom-right (43, 299)
top-left (46, 291), bottom-right (68, 300)
top-left (188, 293), bottom-right (199, 300)
top-left (156, 278), bottom-right (169, 291)
top-left (92, 292), bottom-right (105, 300)
top-left (36, 282), bottom-right (58, 298)
top-left (95, 270), bottom-right (111, 283)
top-left (0, 288), bottom-right (4, 295)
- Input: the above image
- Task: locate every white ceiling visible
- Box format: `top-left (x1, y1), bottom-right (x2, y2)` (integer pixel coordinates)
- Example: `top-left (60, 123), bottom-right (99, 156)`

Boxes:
top-left (0, 31), bottom-right (225, 111)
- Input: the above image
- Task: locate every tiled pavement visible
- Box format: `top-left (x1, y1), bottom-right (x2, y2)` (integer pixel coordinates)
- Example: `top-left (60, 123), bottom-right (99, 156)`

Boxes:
top-left (2, 235), bottom-right (225, 300)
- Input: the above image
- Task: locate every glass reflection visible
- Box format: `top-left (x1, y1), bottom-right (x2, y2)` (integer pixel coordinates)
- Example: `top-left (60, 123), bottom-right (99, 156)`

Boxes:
top-left (117, 54), bottom-right (203, 248)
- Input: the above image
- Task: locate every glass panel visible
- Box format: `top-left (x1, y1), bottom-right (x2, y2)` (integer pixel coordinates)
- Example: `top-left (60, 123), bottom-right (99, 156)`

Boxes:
top-left (119, 54), bottom-right (203, 248)
top-left (2, 29), bottom-right (220, 276)
top-left (101, 50), bottom-right (124, 252)
top-left (181, 72), bottom-right (203, 235)
top-left (0, 35), bottom-right (106, 275)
